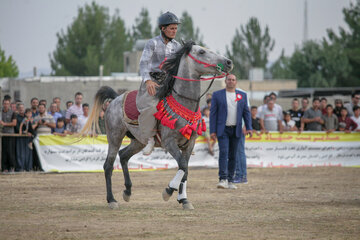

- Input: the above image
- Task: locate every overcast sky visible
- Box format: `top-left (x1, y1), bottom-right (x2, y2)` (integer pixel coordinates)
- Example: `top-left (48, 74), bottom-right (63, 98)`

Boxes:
top-left (0, 0), bottom-right (353, 77)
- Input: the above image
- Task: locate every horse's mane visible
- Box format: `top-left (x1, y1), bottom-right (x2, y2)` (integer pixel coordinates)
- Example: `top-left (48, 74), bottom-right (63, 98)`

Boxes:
top-left (156, 41), bottom-right (196, 100)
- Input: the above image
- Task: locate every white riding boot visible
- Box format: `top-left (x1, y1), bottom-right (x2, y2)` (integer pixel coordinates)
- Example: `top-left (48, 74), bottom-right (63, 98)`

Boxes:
top-left (143, 137), bottom-right (155, 155)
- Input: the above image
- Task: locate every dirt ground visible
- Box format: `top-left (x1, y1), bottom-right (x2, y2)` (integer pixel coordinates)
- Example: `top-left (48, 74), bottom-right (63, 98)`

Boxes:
top-left (0, 167), bottom-right (359, 240)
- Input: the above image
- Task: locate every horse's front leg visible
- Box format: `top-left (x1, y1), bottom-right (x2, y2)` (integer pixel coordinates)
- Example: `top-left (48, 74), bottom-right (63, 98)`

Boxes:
top-left (162, 137), bottom-right (195, 210)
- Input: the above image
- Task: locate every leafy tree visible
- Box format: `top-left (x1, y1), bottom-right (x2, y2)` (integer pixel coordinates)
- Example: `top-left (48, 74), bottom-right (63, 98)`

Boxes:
top-left (226, 17), bottom-right (275, 79)
top-left (153, 11), bottom-right (163, 37)
top-left (176, 11), bottom-right (204, 45)
top-left (50, 2), bottom-right (131, 76)
top-left (132, 8), bottom-right (153, 41)
top-left (0, 45), bottom-right (19, 78)
top-left (326, 0), bottom-right (360, 86)
top-left (270, 50), bottom-right (296, 79)
top-left (289, 41), bottom-right (351, 87)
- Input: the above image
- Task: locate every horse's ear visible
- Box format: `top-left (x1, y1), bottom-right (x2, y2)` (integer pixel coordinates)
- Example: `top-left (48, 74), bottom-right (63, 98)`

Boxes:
top-left (180, 38), bottom-right (185, 45)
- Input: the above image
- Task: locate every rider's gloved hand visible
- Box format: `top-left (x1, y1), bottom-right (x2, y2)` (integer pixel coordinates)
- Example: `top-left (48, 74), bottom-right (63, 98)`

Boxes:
top-left (145, 80), bottom-right (159, 96)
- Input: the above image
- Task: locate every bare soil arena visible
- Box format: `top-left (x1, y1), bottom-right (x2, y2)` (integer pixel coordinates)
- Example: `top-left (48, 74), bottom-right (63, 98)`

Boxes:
top-left (1, 167), bottom-right (359, 240)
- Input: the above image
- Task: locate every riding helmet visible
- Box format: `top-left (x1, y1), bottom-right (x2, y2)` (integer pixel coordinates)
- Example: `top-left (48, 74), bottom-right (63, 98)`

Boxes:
top-left (158, 12), bottom-right (181, 29)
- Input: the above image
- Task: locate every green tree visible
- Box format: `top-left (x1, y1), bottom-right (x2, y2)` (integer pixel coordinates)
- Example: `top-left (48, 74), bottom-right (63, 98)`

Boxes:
top-left (326, 0), bottom-right (360, 86)
top-left (289, 41), bottom-right (351, 87)
top-left (0, 45), bottom-right (19, 78)
top-left (132, 8), bottom-right (153, 41)
top-left (176, 11), bottom-right (204, 45)
top-left (226, 17), bottom-right (275, 79)
top-left (50, 2), bottom-right (131, 76)
top-left (153, 11), bottom-right (163, 37)
top-left (270, 50), bottom-right (296, 79)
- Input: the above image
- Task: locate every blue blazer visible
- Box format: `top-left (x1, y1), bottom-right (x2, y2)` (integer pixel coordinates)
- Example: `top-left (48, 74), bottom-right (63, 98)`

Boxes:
top-left (210, 89), bottom-right (252, 138)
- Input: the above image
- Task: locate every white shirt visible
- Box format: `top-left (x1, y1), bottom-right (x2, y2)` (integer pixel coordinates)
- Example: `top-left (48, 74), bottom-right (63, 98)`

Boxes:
top-left (351, 116), bottom-right (360, 130)
top-left (226, 91), bottom-right (237, 126)
top-left (282, 119), bottom-right (296, 131)
top-left (78, 115), bottom-right (88, 130)
top-left (257, 103), bottom-right (283, 120)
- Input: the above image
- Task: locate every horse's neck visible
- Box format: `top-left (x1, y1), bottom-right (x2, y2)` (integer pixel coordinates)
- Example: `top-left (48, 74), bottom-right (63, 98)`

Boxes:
top-left (172, 58), bottom-right (201, 112)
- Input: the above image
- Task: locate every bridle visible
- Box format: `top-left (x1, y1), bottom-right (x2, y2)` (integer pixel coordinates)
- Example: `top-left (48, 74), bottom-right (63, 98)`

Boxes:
top-left (171, 53), bottom-right (229, 107)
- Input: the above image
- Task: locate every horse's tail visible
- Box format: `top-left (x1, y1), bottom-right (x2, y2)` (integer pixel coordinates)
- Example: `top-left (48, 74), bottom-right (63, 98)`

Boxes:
top-left (81, 86), bottom-right (119, 135)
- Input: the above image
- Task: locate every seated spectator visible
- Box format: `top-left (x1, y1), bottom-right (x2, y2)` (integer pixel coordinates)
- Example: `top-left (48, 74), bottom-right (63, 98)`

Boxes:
top-left (19, 108), bottom-right (34, 171)
top-left (321, 104), bottom-right (338, 133)
top-left (48, 103), bottom-right (62, 123)
top-left (320, 97), bottom-right (327, 115)
top-left (98, 110), bottom-right (106, 134)
top-left (334, 99), bottom-right (343, 118)
top-left (301, 97), bottom-right (323, 131)
top-left (282, 111), bottom-right (297, 131)
top-left (53, 117), bottom-right (66, 136)
top-left (202, 107), bottom-right (215, 155)
top-left (260, 99), bottom-right (283, 133)
top-left (351, 106), bottom-right (360, 131)
top-left (65, 114), bottom-right (81, 134)
top-left (33, 103), bottom-right (56, 135)
top-left (338, 107), bottom-right (358, 132)
top-left (288, 98), bottom-right (302, 129)
top-left (78, 103), bottom-right (89, 130)
top-left (250, 106), bottom-right (261, 131)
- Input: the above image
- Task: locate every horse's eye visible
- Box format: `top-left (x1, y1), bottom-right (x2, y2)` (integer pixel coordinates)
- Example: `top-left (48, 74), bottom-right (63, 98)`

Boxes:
top-left (199, 49), bottom-right (205, 54)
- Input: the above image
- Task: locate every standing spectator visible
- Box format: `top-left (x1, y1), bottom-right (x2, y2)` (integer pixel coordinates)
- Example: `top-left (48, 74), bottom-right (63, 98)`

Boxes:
top-left (334, 99), bottom-right (344, 118)
top-left (288, 98), bottom-right (303, 129)
top-left (301, 97), bottom-right (324, 131)
top-left (300, 97), bottom-right (309, 114)
top-left (201, 93), bottom-right (213, 113)
top-left (251, 106), bottom-right (261, 131)
top-left (53, 117), bottom-right (66, 136)
top-left (269, 92), bottom-right (283, 120)
top-left (320, 97), bottom-right (328, 115)
top-left (338, 107), bottom-right (358, 132)
top-left (18, 108), bottom-right (34, 171)
top-left (282, 111), bottom-right (297, 131)
top-left (33, 104), bottom-right (56, 134)
top-left (15, 103), bottom-right (26, 171)
top-left (210, 74), bottom-right (252, 189)
top-left (351, 106), bottom-right (360, 131)
top-left (39, 99), bottom-right (47, 108)
top-left (1, 98), bottom-right (17, 173)
top-left (260, 99), bottom-right (283, 132)
top-left (202, 107), bottom-right (215, 155)
top-left (66, 92), bottom-right (83, 124)
top-left (256, 95), bottom-right (270, 118)
top-left (30, 97), bottom-right (39, 117)
top-left (344, 92), bottom-right (360, 117)
top-left (48, 103), bottom-right (62, 125)
top-left (11, 102), bottom-right (18, 113)
top-left (66, 101), bottom-right (74, 110)
top-left (98, 110), bottom-right (106, 134)
top-left (53, 97), bottom-right (66, 117)
top-left (322, 104), bottom-right (338, 133)
top-left (78, 103), bottom-right (89, 130)
top-left (65, 114), bottom-right (81, 134)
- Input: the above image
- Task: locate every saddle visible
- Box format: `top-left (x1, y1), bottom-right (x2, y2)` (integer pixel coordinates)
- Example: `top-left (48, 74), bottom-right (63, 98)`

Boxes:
top-left (123, 90), bottom-right (140, 125)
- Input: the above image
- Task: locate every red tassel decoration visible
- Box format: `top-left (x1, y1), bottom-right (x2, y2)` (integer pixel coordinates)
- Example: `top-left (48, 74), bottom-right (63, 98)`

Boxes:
top-left (201, 118), bottom-right (206, 131)
top-left (168, 118), bottom-right (178, 129)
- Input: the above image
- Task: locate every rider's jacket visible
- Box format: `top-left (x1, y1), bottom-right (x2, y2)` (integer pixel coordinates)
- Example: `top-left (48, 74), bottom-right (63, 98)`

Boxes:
top-left (139, 35), bottom-right (181, 82)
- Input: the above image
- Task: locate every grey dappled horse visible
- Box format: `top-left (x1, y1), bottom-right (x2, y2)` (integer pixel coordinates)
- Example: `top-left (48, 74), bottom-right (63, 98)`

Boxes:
top-left (82, 41), bottom-right (233, 210)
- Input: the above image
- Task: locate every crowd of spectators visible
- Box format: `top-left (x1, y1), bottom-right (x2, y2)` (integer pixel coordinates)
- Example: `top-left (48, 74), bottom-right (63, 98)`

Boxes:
top-left (201, 91), bottom-right (360, 134)
top-left (1, 92), bottom-right (106, 173)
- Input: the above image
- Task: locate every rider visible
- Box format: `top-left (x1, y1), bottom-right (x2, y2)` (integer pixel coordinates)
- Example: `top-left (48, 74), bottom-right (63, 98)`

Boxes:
top-left (136, 11), bottom-right (182, 155)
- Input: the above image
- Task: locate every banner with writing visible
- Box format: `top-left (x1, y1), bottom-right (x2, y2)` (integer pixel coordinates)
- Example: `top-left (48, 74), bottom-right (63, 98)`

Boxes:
top-left (34, 132), bottom-right (360, 172)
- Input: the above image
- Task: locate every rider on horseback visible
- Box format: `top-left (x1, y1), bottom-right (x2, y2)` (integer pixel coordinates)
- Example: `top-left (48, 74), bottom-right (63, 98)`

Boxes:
top-left (136, 11), bottom-right (182, 155)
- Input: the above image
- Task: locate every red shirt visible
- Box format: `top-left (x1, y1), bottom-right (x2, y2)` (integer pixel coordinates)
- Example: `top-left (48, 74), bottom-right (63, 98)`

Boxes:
top-left (338, 116), bottom-right (358, 131)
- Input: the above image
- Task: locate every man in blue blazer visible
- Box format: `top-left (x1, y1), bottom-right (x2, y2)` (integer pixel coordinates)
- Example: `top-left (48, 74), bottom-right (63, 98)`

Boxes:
top-left (210, 74), bottom-right (252, 189)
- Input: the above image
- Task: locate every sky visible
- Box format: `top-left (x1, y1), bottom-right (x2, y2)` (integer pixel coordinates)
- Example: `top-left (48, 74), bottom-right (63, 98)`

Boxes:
top-left (0, 0), bottom-right (353, 77)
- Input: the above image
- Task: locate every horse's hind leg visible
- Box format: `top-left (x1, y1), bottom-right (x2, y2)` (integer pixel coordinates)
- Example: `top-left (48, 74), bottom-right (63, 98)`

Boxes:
top-left (118, 139), bottom-right (145, 202)
top-left (104, 135), bottom-right (124, 209)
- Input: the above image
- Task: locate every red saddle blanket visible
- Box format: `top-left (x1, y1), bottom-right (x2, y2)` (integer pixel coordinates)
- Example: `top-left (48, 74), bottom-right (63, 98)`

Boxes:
top-left (123, 90), bottom-right (140, 124)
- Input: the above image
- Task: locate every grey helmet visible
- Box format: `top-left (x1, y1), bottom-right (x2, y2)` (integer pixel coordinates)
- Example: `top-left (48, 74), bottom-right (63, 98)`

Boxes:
top-left (158, 12), bottom-right (181, 29)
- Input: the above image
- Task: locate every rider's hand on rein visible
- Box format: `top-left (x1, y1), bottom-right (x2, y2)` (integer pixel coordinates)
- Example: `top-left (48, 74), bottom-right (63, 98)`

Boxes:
top-left (146, 80), bottom-right (159, 96)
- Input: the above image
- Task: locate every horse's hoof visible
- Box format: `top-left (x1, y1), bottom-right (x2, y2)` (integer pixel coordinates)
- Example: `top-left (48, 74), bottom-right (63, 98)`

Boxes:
top-left (108, 201), bottom-right (119, 209)
top-left (123, 191), bottom-right (130, 202)
top-left (162, 188), bottom-right (171, 201)
top-left (182, 202), bottom-right (194, 210)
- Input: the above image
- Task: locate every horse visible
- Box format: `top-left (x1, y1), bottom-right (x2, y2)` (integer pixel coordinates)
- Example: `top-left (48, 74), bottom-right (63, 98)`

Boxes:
top-left (82, 41), bottom-right (233, 210)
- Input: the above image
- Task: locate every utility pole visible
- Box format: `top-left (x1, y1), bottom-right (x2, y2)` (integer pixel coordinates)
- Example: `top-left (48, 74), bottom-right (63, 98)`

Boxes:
top-left (303, 0), bottom-right (308, 42)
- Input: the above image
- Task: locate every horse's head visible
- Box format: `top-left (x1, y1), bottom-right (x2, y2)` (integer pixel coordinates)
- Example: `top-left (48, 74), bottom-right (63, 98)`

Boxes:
top-left (187, 45), bottom-right (233, 76)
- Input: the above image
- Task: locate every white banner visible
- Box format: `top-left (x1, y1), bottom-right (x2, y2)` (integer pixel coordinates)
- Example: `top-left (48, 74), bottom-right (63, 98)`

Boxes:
top-left (34, 132), bottom-right (360, 172)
